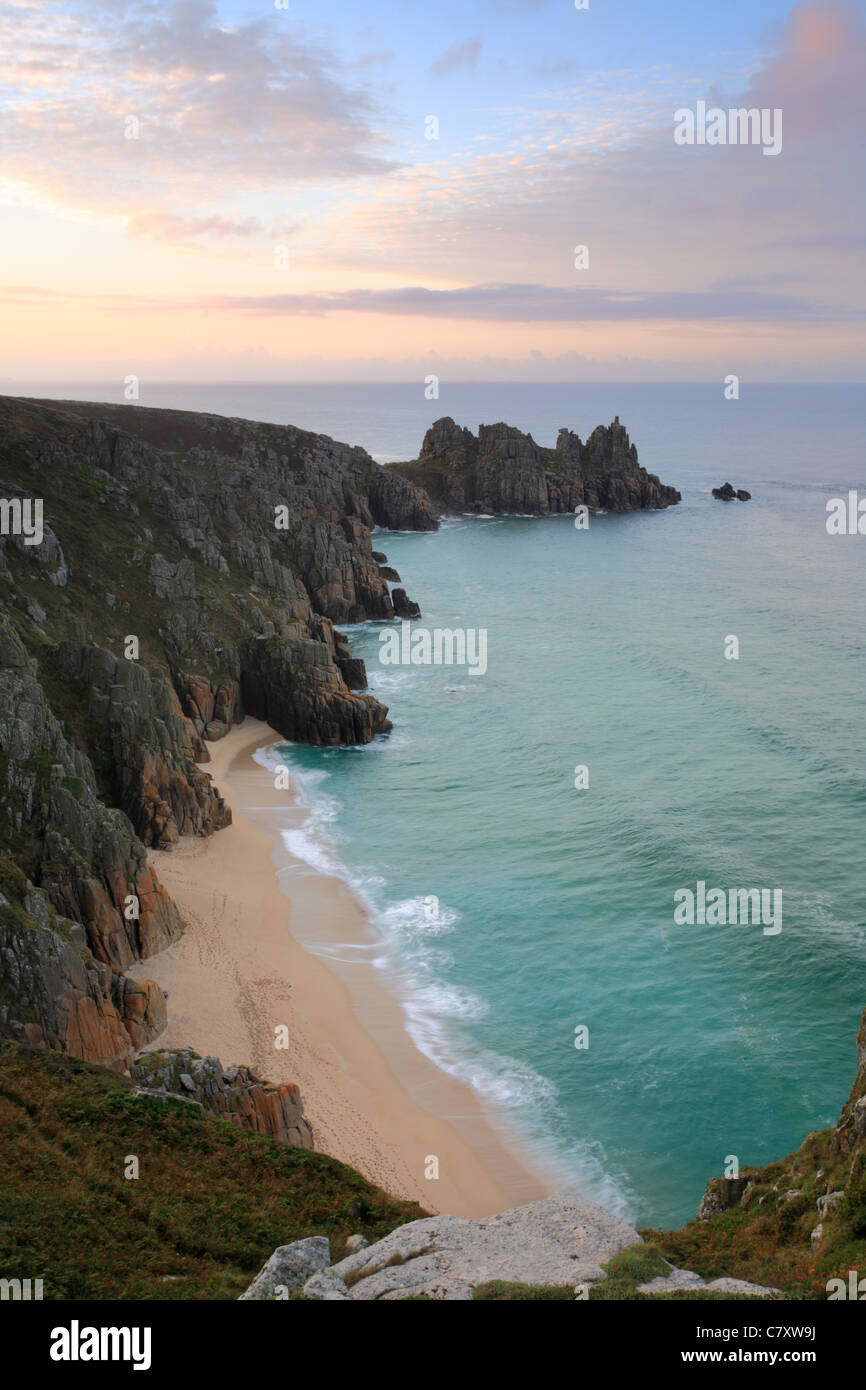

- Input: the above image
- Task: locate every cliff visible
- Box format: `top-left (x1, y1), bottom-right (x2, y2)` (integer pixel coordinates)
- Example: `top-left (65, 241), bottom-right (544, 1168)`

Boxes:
top-left (0, 393), bottom-right (433, 1069)
top-left (393, 415), bottom-right (681, 515)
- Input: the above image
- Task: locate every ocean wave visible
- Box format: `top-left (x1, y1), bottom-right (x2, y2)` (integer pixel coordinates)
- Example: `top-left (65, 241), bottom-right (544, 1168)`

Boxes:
top-left (252, 739), bottom-right (628, 1212)
top-left (280, 827), bottom-right (344, 878)
top-left (379, 894), bottom-right (460, 939)
top-left (367, 670), bottom-right (418, 694)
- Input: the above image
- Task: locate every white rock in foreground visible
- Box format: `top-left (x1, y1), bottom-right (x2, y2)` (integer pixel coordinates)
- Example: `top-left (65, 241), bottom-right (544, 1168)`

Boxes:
top-left (240, 1236), bottom-right (330, 1300)
top-left (305, 1195), bottom-right (641, 1302)
top-left (638, 1263), bottom-right (780, 1299)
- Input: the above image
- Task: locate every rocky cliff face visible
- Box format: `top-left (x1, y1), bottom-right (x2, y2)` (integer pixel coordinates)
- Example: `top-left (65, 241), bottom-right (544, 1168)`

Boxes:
top-left (394, 415), bottom-right (680, 515)
top-left (0, 393), bottom-right (434, 1070)
top-left (0, 858), bottom-right (167, 1071)
top-left (0, 615), bottom-right (179, 1066)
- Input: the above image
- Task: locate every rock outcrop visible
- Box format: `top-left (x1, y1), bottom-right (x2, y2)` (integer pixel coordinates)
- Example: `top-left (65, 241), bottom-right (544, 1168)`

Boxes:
top-left (241, 633), bottom-right (389, 745)
top-left (0, 864), bottom-right (166, 1071)
top-left (394, 415), bottom-right (680, 516)
top-left (0, 617), bottom-right (183, 958)
top-left (303, 1195), bottom-right (641, 1301)
top-left (696, 1175), bottom-right (753, 1221)
top-left (835, 1002), bottom-right (866, 1149)
top-left (391, 589), bottom-right (421, 620)
top-left (712, 482), bottom-right (751, 501)
top-left (57, 639), bottom-right (231, 848)
top-left (131, 1048), bottom-right (314, 1148)
top-left (241, 1238), bottom-right (331, 1300)
top-left (637, 1265), bottom-right (779, 1298)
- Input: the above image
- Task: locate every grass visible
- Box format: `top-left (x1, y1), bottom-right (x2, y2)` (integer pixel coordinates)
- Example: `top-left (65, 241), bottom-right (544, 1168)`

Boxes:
top-left (0, 1043), bottom-right (425, 1300)
top-left (472, 1281), bottom-right (576, 1300)
top-left (643, 1129), bottom-right (866, 1301)
top-left (470, 1246), bottom-right (763, 1302)
top-left (2, 1042), bottom-right (861, 1303)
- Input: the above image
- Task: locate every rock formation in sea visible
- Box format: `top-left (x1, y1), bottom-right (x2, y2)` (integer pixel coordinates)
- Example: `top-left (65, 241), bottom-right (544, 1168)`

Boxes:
top-left (712, 481), bottom-right (752, 500)
top-left (393, 415), bottom-right (681, 515)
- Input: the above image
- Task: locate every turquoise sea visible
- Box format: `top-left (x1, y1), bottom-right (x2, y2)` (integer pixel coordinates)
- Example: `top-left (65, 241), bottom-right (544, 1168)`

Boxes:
top-left (30, 380), bottom-right (866, 1227)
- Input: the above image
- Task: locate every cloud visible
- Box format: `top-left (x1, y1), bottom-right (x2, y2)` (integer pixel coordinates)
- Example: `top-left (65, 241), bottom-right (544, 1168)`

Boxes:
top-left (1, 280), bottom-right (855, 324)
top-left (430, 38), bottom-right (482, 77)
top-left (126, 211), bottom-right (267, 242)
top-left (768, 234), bottom-right (866, 251)
top-left (315, 0), bottom-right (865, 334)
top-left (0, 0), bottom-right (399, 217)
top-left (535, 59), bottom-right (578, 76)
top-left (754, 0), bottom-right (866, 135)
top-left (351, 49), bottom-right (396, 70)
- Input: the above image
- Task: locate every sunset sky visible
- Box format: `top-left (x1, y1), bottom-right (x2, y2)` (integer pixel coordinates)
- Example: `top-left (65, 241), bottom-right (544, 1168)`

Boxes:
top-left (1, 0), bottom-right (864, 381)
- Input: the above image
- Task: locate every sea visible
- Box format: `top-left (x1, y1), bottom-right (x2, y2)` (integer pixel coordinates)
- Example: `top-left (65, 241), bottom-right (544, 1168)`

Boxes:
top-left (22, 380), bottom-right (866, 1228)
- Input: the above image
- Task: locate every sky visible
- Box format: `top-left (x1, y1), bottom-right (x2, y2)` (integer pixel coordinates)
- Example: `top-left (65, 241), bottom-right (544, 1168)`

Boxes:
top-left (0, 0), bottom-right (864, 381)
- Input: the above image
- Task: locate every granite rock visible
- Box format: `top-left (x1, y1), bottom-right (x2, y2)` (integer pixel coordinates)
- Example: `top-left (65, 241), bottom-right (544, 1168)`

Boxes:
top-left (313, 1195), bottom-right (641, 1301)
top-left (240, 1237), bottom-right (331, 1300)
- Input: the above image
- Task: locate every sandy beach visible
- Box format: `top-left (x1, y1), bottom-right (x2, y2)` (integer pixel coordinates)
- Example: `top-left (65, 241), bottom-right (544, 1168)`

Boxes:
top-left (129, 719), bottom-right (549, 1218)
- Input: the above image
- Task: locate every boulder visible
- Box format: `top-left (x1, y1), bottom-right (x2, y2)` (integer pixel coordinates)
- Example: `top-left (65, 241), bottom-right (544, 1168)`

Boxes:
top-left (311, 1195), bottom-right (640, 1301)
top-left (817, 1190), bottom-right (844, 1219)
top-left (240, 1237), bottom-right (330, 1301)
top-left (344, 1234), bottom-right (369, 1255)
top-left (391, 589), bottom-right (421, 620)
top-left (637, 1261), bottom-right (780, 1298)
top-left (303, 1272), bottom-right (351, 1301)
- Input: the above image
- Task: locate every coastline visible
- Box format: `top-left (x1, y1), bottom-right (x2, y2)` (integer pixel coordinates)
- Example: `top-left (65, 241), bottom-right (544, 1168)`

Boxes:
top-left (129, 718), bottom-right (550, 1218)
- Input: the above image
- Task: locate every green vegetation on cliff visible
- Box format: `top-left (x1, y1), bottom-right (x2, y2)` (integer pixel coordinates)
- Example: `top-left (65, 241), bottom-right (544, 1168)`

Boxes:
top-left (0, 1043), bottom-right (423, 1300)
top-left (644, 1126), bottom-right (866, 1301)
